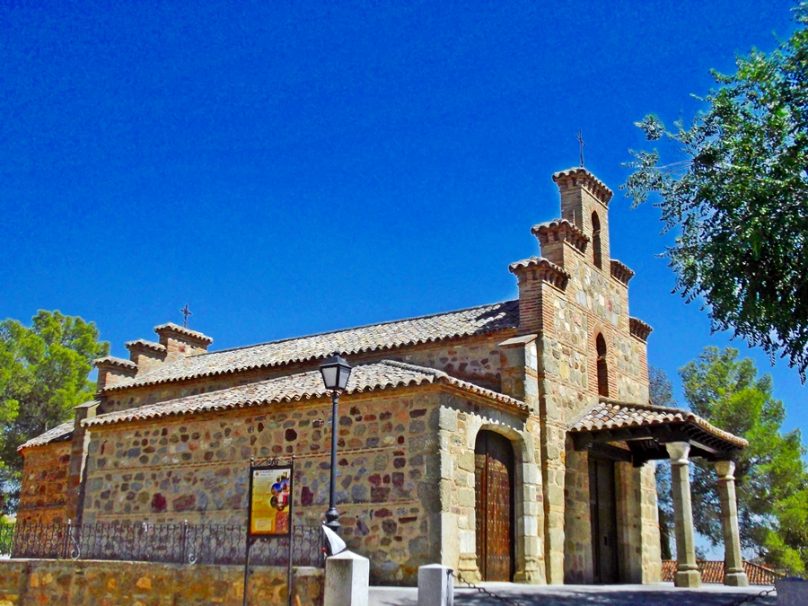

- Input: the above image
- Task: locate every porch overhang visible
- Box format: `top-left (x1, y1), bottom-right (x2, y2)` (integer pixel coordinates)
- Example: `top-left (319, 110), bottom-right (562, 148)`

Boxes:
top-left (569, 399), bottom-right (748, 466)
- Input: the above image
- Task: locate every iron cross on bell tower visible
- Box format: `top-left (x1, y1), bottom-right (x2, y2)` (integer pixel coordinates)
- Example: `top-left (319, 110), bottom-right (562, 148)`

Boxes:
top-left (180, 304), bottom-right (192, 328)
top-left (577, 129), bottom-right (585, 168)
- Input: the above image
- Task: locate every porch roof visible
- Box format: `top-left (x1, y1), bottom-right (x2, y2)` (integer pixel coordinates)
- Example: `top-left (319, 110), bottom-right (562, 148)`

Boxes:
top-left (568, 399), bottom-right (747, 465)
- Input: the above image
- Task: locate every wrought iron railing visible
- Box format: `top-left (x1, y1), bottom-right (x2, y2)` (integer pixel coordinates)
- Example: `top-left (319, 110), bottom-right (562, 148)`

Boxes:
top-left (1, 521), bottom-right (324, 567)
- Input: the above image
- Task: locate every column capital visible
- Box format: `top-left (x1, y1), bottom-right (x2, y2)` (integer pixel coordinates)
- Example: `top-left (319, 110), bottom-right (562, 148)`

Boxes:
top-left (665, 441), bottom-right (690, 464)
top-left (714, 460), bottom-right (736, 480)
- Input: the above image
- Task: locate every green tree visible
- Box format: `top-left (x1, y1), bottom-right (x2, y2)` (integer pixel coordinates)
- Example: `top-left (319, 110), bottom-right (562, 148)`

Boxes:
top-left (623, 4), bottom-right (808, 378)
top-left (649, 366), bottom-right (676, 560)
top-left (681, 346), bottom-right (807, 573)
top-left (0, 311), bottom-right (108, 512)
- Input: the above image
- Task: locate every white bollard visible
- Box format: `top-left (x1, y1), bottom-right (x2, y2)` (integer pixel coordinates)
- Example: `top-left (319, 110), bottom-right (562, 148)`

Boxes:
top-left (417, 564), bottom-right (454, 606)
top-left (324, 550), bottom-right (370, 606)
top-left (776, 577), bottom-right (808, 606)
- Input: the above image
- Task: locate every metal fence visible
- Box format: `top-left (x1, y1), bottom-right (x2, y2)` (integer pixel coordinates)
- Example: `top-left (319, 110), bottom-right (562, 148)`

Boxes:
top-left (0, 521), bottom-right (324, 567)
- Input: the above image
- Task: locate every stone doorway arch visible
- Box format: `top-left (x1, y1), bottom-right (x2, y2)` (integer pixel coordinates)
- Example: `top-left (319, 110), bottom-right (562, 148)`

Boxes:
top-left (475, 430), bottom-right (516, 581)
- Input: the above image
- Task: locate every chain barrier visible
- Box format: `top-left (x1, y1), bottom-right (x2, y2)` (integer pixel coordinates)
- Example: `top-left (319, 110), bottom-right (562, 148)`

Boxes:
top-left (453, 569), bottom-right (780, 606)
top-left (452, 570), bottom-right (530, 606)
top-left (723, 584), bottom-right (777, 606)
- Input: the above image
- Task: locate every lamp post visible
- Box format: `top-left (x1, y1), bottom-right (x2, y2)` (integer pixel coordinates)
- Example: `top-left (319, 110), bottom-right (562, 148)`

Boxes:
top-left (319, 353), bottom-right (352, 534)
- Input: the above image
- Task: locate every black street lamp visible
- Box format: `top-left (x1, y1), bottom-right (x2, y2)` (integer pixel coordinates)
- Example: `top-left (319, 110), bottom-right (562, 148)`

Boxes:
top-left (319, 353), bottom-right (352, 533)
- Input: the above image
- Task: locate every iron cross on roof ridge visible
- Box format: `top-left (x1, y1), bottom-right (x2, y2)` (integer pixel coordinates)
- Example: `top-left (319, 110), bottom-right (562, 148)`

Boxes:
top-left (180, 304), bottom-right (192, 328)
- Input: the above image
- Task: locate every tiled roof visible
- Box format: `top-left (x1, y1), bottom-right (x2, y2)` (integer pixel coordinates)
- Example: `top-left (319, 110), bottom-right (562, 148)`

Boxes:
top-left (85, 360), bottom-right (527, 427)
top-left (103, 301), bottom-right (520, 392)
top-left (154, 322), bottom-right (213, 346)
top-left (661, 560), bottom-right (783, 585)
top-left (569, 399), bottom-right (748, 448)
top-left (126, 339), bottom-right (167, 353)
top-left (94, 356), bottom-right (138, 371)
top-left (17, 420), bottom-right (74, 451)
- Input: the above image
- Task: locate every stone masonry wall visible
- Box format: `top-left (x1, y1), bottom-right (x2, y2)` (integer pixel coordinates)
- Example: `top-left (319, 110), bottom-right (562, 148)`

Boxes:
top-left (545, 252), bottom-right (648, 417)
top-left (563, 447), bottom-right (593, 583)
top-left (0, 559), bottom-right (323, 606)
top-left (17, 442), bottom-right (71, 525)
top-left (640, 462), bottom-right (662, 582)
top-left (80, 389), bottom-right (445, 584)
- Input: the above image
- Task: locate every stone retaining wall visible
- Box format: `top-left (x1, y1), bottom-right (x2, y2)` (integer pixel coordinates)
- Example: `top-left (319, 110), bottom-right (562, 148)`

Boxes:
top-left (0, 559), bottom-right (323, 606)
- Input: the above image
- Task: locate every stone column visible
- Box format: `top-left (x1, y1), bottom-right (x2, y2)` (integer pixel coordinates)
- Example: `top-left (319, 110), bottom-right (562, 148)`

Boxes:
top-left (665, 442), bottom-right (701, 588)
top-left (714, 461), bottom-right (749, 587)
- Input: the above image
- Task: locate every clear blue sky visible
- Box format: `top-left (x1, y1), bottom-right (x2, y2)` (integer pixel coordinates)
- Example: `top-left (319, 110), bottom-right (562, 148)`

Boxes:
top-left (1, 0), bottom-right (804, 442)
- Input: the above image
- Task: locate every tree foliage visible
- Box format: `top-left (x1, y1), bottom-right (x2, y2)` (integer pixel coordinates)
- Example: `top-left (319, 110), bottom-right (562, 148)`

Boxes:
top-left (624, 4), bottom-right (808, 378)
top-left (649, 366), bottom-right (676, 560)
top-left (0, 311), bottom-right (108, 512)
top-left (682, 347), bottom-right (807, 573)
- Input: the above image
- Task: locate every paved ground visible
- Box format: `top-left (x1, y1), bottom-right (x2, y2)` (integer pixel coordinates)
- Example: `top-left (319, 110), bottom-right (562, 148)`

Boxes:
top-left (369, 582), bottom-right (776, 605)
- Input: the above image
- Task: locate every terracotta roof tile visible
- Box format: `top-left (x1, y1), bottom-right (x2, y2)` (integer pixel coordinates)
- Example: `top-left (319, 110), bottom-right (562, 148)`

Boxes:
top-left (610, 259), bottom-right (635, 285)
top-left (104, 301), bottom-right (519, 392)
top-left (661, 560), bottom-right (783, 585)
top-left (154, 322), bottom-right (213, 346)
top-left (125, 339), bottom-right (167, 353)
top-left (531, 219), bottom-right (590, 254)
top-left (569, 399), bottom-right (748, 448)
top-left (629, 317), bottom-right (653, 341)
top-left (94, 356), bottom-right (137, 371)
top-left (86, 360), bottom-right (527, 427)
top-left (508, 257), bottom-right (570, 289)
top-left (17, 420), bottom-right (74, 451)
top-left (552, 167), bottom-right (613, 204)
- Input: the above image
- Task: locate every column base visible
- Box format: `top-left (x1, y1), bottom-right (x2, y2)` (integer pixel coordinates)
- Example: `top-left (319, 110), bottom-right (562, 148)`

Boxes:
top-left (674, 569), bottom-right (702, 588)
top-left (456, 554), bottom-right (482, 584)
top-left (724, 571), bottom-right (749, 587)
top-left (514, 567), bottom-right (545, 585)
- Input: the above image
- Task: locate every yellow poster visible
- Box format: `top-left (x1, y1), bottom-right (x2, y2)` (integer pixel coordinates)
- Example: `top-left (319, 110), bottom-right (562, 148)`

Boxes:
top-left (249, 467), bottom-right (291, 536)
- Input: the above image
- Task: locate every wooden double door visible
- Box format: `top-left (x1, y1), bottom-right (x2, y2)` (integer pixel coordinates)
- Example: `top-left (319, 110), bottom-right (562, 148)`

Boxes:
top-left (589, 454), bottom-right (619, 583)
top-left (475, 431), bottom-right (515, 581)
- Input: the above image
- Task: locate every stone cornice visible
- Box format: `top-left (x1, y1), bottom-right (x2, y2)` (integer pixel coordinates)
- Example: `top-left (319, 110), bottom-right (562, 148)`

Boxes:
top-left (508, 257), bottom-right (570, 290)
top-left (552, 167), bottom-right (613, 206)
top-left (610, 259), bottom-right (635, 286)
top-left (531, 219), bottom-right (589, 255)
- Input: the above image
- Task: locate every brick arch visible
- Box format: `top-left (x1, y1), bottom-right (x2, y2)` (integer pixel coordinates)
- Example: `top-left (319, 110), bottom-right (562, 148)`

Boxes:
top-left (587, 324), bottom-right (615, 399)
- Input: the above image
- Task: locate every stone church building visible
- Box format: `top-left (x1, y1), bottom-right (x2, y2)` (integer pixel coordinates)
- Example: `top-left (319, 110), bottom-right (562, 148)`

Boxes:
top-left (18, 168), bottom-right (749, 587)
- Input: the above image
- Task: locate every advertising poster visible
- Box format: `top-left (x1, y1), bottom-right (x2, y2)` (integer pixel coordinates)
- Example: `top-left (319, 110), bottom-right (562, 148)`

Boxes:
top-left (249, 466), bottom-right (292, 536)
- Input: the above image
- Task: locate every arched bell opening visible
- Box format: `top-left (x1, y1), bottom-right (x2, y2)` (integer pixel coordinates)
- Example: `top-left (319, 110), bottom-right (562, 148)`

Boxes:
top-left (596, 333), bottom-right (609, 398)
top-left (592, 211), bottom-right (603, 269)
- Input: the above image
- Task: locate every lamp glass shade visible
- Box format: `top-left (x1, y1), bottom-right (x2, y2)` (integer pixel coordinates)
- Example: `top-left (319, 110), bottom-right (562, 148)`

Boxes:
top-left (319, 354), bottom-right (352, 391)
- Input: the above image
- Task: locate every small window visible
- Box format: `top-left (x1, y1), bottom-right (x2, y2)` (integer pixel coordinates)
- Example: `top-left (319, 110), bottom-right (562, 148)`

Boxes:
top-left (592, 212), bottom-right (602, 269)
top-left (596, 334), bottom-right (609, 397)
